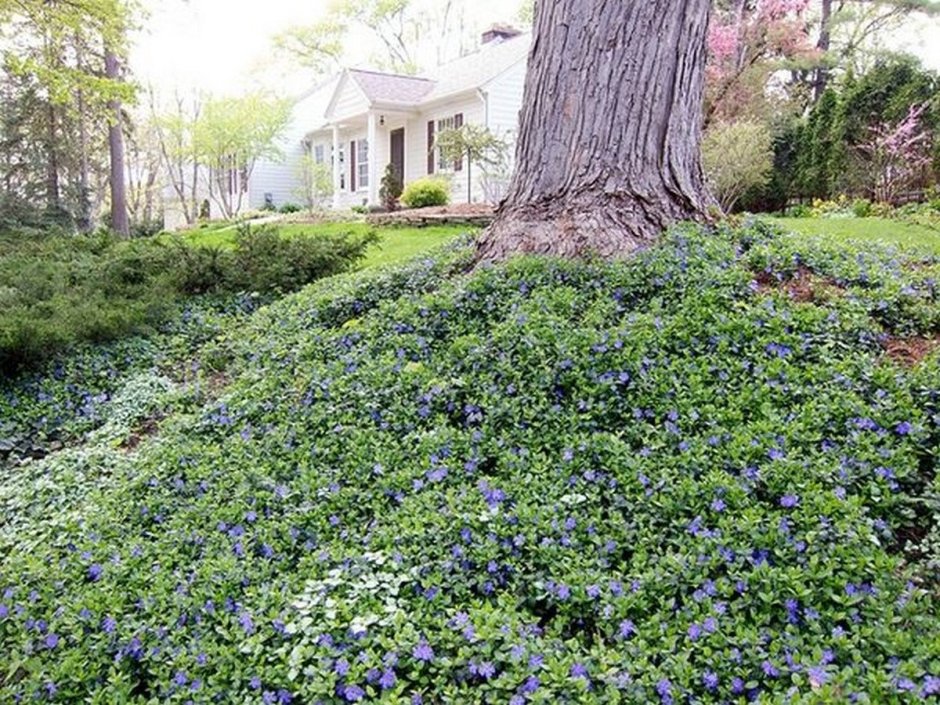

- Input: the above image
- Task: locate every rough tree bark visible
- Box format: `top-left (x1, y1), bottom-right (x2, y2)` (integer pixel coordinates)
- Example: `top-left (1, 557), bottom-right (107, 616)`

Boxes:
top-left (105, 48), bottom-right (130, 237)
top-left (476, 0), bottom-right (714, 262)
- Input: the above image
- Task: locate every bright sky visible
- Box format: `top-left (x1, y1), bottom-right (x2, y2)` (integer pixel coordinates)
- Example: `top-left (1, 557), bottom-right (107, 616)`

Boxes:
top-left (132, 0), bottom-right (522, 97)
top-left (131, 1), bottom-right (940, 98)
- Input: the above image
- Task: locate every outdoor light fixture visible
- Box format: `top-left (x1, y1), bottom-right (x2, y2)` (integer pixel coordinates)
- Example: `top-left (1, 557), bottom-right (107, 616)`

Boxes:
top-left (380, 115), bottom-right (385, 126)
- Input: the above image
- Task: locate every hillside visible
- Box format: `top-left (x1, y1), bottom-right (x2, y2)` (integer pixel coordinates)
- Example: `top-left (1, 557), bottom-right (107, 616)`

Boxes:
top-left (1, 222), bottom-right (938, 702)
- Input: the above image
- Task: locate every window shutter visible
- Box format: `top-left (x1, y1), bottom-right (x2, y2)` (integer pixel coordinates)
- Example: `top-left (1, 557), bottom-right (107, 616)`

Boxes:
top-left (427, 121), bottom-right (435, 174)
top-left (350, 140), bottom-right (357, 192)
top-left (453, 113), bottom-right (464, 171)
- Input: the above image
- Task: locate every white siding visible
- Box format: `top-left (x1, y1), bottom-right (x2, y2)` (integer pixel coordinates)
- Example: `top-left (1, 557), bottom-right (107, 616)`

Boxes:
top-left (483, 60), bottom-right (526, 146)
top-left (479, 59), bottom-right (527, 204)
top-left (330, 74), bottom-right (370, 122)
top-left (406, 94), bottom-right (486, 204)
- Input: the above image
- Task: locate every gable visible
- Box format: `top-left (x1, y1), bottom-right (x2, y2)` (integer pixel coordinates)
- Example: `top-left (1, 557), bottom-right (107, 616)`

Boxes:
top-left (324, 72), bottom-right (371, 122)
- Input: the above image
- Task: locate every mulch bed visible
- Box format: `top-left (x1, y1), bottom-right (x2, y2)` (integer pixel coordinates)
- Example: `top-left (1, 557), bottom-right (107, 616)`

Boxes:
top-left (882, 335), bottom-right (940, 366)
top-left (755, 266), bottom-right (845, 304)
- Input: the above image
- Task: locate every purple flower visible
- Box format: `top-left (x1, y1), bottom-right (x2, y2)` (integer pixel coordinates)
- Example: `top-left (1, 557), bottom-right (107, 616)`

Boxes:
top-left (570, 662), bottom-right (589, 679)
top-left (250, 676), bottom-right (262, 690)
top-left (44, 633), bottom-right (59, 649)
top-left (808, 665), bottom-right (830, 688)
top-left (656, 678), bottom-right (673, 704)
top-left (618, 619), bottom-right (636, 639)
top-left (478, 661), bottom-right (496, 679)
top-left (895, 421), bottom-right (913, 435)
top-left (343, 684), bottom-right (364, 702)
top-left (922, 675), bottom-right (940, 696)
top-left (88, 563), bottom-right (103, 581)
top-left (703, 670), bottom-right (719, 691)
top-left (780, 494), bottom-right (799, 508)
top-left (688, 623), bottom-right (702, 641)
top-left (334, 658), bottom-right (350, 676)
top-left (521, 676), bottom-right (540, 694)
top-left (172, 671), bottom-right (188, 687)
top-left (762, 660), bottom-right (780, 678)
top-left (711, 498), bottom-right (726, 512)
top-left (412, 641), bottom-right (434, 662)
top-left (379, 670), bottom-right (397, 689)
top-left (238, 611), bottom-right (255, 635)
top-left (101, 615), bottom-right (117, 634)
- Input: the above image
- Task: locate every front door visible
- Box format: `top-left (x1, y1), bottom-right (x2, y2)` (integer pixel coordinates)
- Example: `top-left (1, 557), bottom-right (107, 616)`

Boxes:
top-left (390, 128), bottom-right (405, 184)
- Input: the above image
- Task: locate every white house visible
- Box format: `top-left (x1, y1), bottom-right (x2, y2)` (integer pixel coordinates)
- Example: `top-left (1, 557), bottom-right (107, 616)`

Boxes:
top-left (164, 26), bottom-right (529, 229)
top-left (303, 26), bottom-right (530, 209)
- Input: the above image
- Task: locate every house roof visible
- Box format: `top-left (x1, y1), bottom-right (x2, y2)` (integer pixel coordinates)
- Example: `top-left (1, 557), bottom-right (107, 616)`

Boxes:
top-left (422, 32), bottom-right (531, 102)
top-left (315, 33), bottom-right (531, 130)
top-left (348, 69), bottom-right (435, 105)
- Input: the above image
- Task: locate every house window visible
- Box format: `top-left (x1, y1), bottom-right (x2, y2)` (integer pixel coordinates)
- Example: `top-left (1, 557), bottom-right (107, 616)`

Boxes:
top-left (313, 144), bottom-right (325, 165)
top-left (332, 144), bottom-right (345, 190)
top-left (357, 138), bottom-right (369, 190)
top-left (436, 116), bottom-right (457, 171)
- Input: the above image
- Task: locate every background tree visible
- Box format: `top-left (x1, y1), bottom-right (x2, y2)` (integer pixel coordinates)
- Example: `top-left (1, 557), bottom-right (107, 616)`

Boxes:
top-left (152, 90), bottom-right (203, 228)
top-left (192, 94), bottom-right (291, 220)
top-left (476, 0), bottom-right (714, 261)
top-left (435, 124), bottom-right (508, 204)
top-left (0, 0), bottom-right (136, 232)
top-left (856, 102), bottom-right (933, 202)
top-left (702, 120), bottom-right (775, 212)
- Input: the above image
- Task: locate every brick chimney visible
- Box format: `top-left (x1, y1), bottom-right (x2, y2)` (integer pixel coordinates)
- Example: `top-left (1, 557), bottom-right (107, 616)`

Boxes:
top-left (482, 24), bottom-right (522, 44)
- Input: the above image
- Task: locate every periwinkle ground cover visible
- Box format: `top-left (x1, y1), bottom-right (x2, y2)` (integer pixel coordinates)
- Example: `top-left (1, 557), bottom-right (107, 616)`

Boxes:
top-left (0, 223), bottom-right (938, 703)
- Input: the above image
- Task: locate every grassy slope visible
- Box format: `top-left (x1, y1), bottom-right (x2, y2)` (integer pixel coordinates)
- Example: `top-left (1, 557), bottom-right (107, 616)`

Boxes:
top-left (173, 221), bottom-right (472, 268)
top-left (1, 225), bottom-right (938, 702)
top-left (770, 216), bottom-right (940, 254)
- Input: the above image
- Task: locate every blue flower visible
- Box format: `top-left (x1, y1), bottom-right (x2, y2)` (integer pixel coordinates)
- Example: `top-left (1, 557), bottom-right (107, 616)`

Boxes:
top-left (570, 662), bottom-right (589, 679)
top-left (895, 421), bottom-right (913, 435)
top-left (703, 670), bottom-right (719, 691)
top-left (44, 633), bottom-right (59, 649)
top-left (478, 661), bottom-right (496, 679)
top-left (379, 670), bottom-right (397, 689)
top-left (779, 494), bottom-right (799, 508)
top-left (343, 684), bottom-right (364, 702)
top-left (412, 641), bottom-right (434, 662)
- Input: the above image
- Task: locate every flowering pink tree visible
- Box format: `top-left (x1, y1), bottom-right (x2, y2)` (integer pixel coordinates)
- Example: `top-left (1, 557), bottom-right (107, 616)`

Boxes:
top-left (705, 0), bottom-right (819, 125)
top-left (857, 103), bottom-right (933, 205)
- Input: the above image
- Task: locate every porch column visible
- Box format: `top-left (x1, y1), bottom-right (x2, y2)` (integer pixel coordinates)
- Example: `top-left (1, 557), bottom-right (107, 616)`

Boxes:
top-left (331, 125), bottom-right (341, 209)
top-left (367, 111), bottom-right (378, 206)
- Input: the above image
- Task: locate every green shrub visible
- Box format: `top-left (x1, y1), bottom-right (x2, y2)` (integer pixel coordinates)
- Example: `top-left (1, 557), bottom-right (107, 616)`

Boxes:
top-left (0, 224), bottom-right (378, 374)
top-left (277, 202), bottom-right (302, 214)
top-left (401, 176), bottom-right (451, 208)
top-left (379, 164), bottom-right (404, 211)
top-left (228, 223), bottom-right (378, 294)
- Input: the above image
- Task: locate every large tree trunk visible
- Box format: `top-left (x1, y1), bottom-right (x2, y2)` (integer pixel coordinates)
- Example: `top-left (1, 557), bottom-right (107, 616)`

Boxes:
top-left (476, 0), bottom-right (714, 262)
top-left (105, 48), bottom-right (130, 237)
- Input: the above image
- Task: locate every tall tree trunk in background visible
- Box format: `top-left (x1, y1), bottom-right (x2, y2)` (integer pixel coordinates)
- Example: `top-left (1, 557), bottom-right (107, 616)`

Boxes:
top-left (75, 37), bottom-right (92, 231)
top-left (476, 0), bottom-right (714, 262)
top-left (813, 0), bottom-right (834, 102)
top-left (105, 48), bottom-right (129, 236)
top-left (44, 102), bottom-right (61, 215)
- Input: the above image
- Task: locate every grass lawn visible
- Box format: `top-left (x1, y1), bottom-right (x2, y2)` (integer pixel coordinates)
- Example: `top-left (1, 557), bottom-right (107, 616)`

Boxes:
top-left (769, 216), bottom-right (940, 254)
top-left (172, 220), bottom-right (474, 268)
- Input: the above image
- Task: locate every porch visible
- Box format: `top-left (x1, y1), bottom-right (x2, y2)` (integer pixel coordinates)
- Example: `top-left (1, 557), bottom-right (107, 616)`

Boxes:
top-left (310, 109), bottom-right (416, 210)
